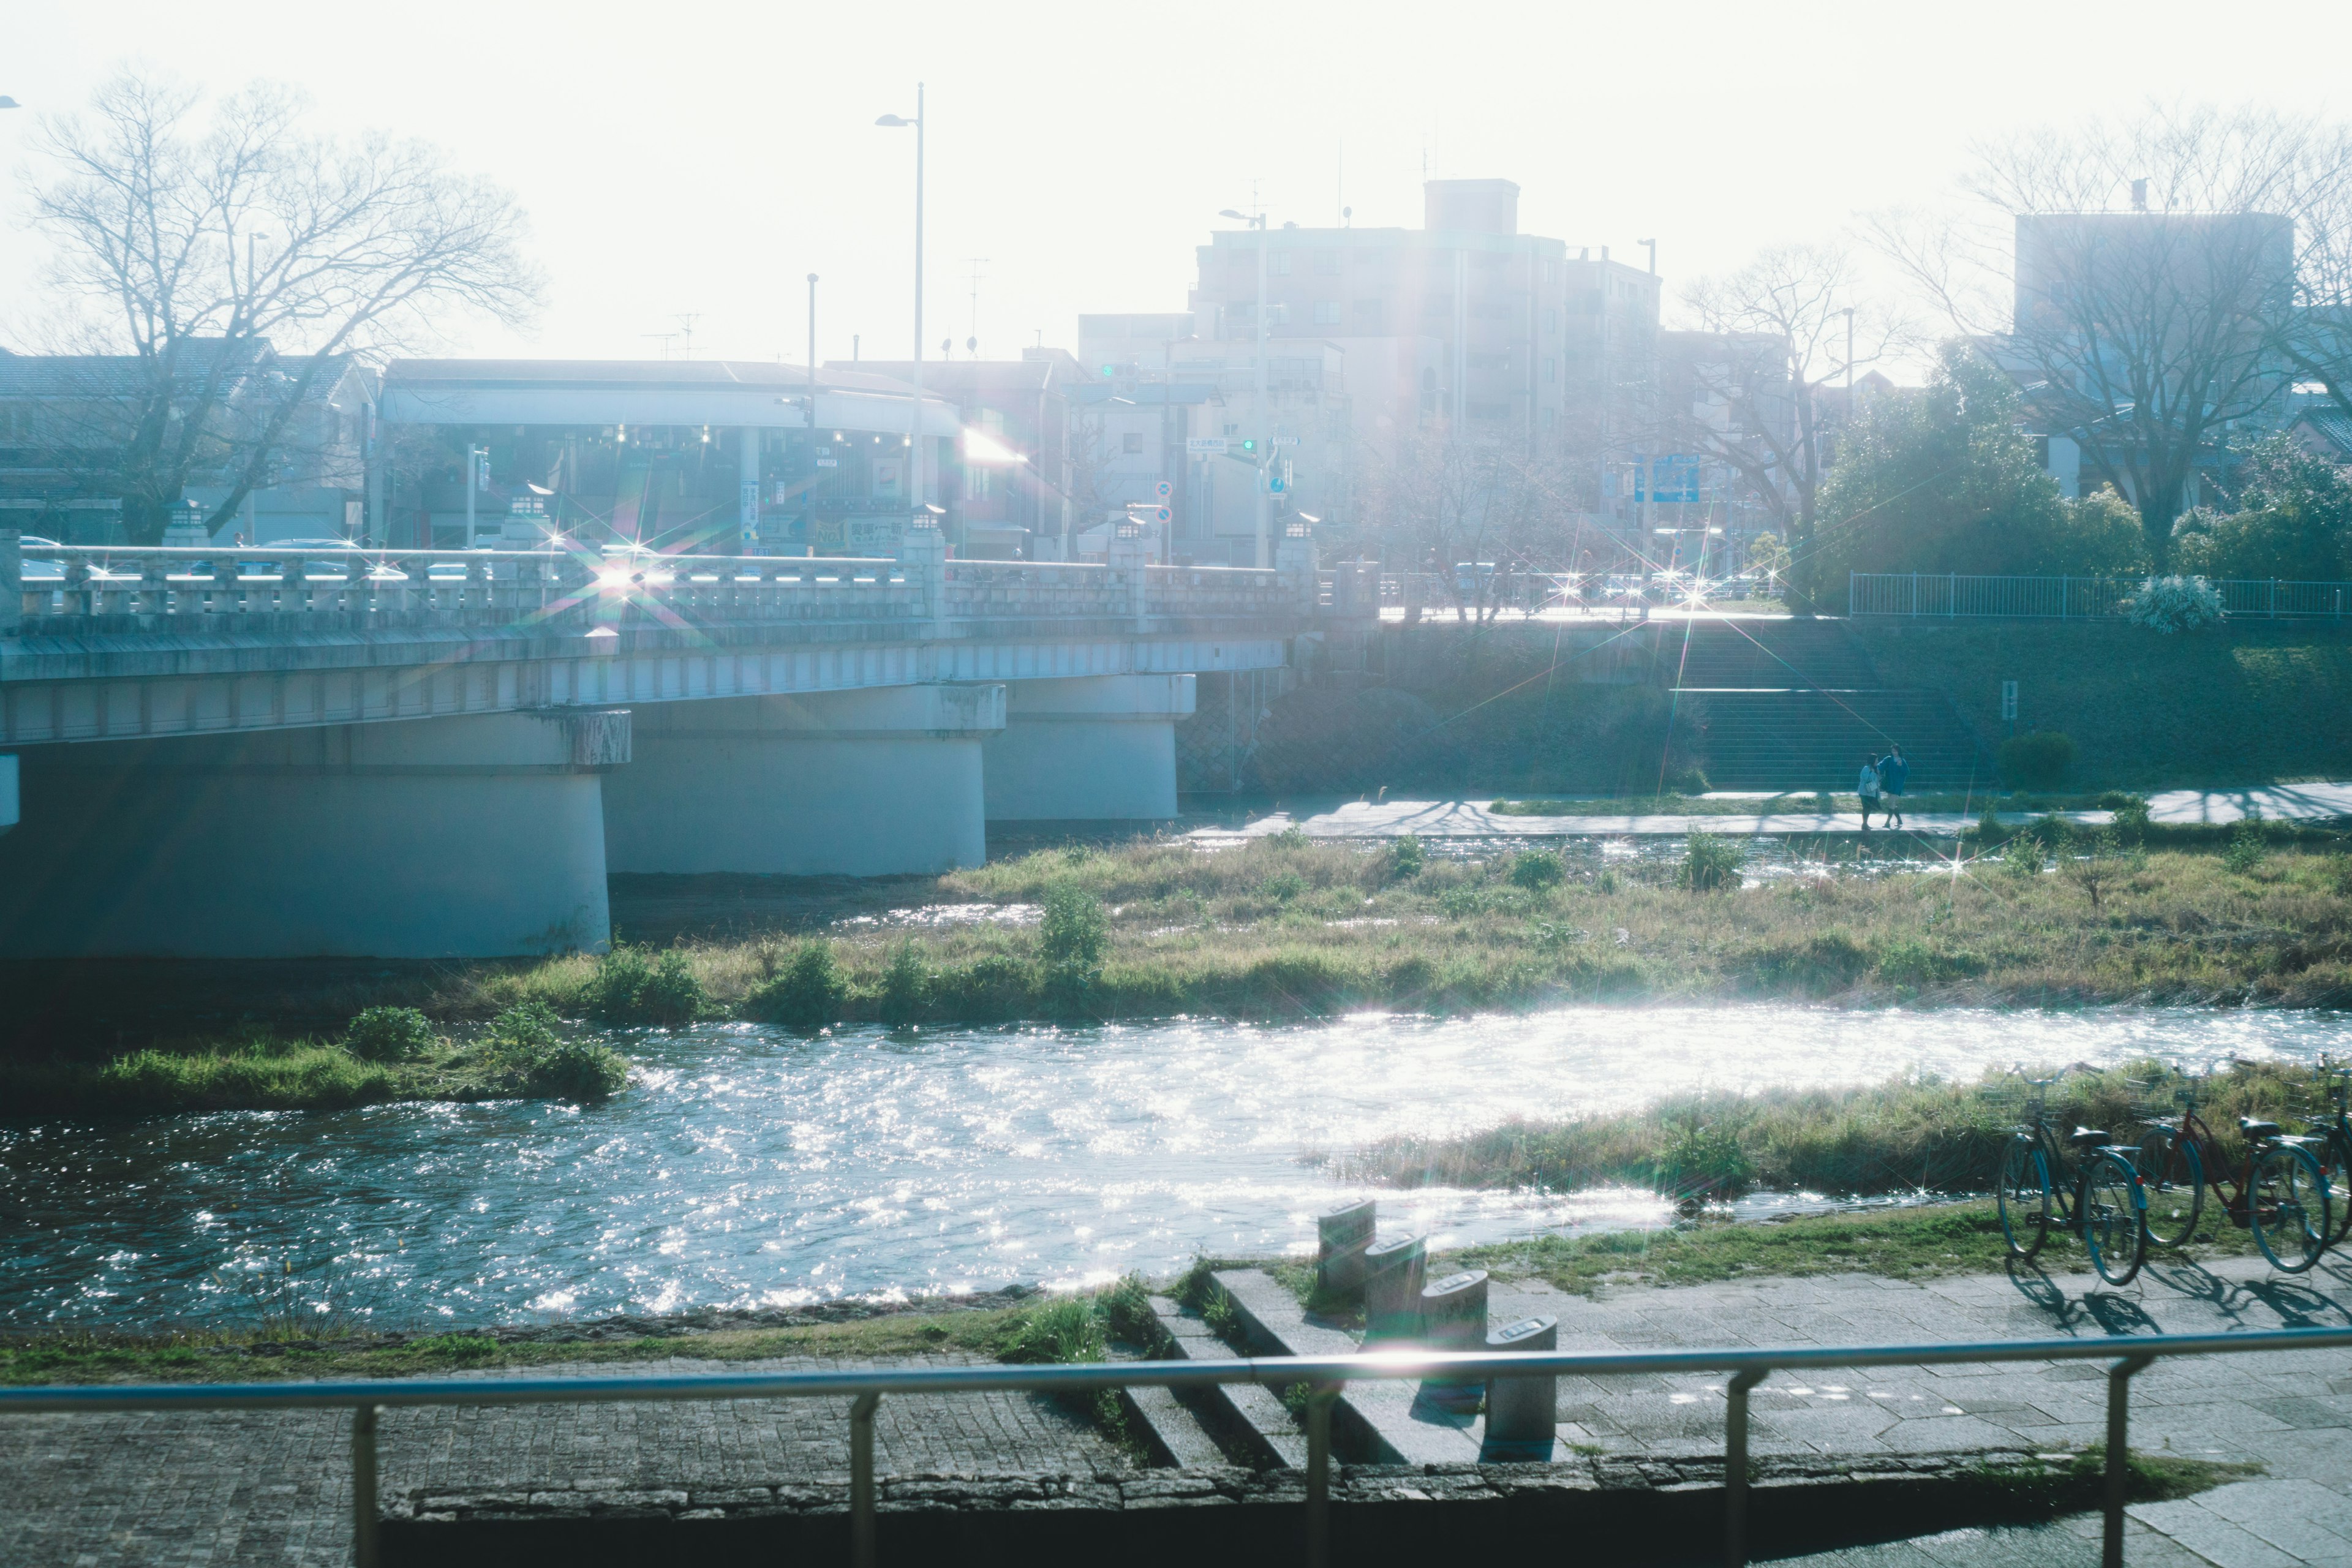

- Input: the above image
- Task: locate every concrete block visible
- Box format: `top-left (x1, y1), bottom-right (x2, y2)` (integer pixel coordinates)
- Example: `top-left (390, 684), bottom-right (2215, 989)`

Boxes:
top-left (1482, 1317), bottom-right (1559, 1458)
top-left (1363, 1234), bottom-right (1427, 1344)
top-left (1419, 1270), bottom-right (1489, 1413)
top-left (1316, 1199), bottom-right (1376, 1299)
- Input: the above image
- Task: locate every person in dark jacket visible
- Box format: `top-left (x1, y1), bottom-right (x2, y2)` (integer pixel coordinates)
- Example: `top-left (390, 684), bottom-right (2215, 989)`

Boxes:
top-left (1877, 744), bottom-right (1910, 827)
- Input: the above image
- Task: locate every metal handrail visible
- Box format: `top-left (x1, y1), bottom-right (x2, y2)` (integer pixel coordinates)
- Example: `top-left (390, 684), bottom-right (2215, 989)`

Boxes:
top-left (9, 1327), bottom-right (2350, 1568)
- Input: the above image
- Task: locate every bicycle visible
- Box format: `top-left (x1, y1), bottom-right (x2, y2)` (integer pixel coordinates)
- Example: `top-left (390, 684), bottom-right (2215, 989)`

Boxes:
top-left (1995, 1074), bottom-right (2149, 1286)
top-left (2133, 1069), bottom-right (2333, 1273)
top-left (2294, 1057), bottom-right (2352, 1250)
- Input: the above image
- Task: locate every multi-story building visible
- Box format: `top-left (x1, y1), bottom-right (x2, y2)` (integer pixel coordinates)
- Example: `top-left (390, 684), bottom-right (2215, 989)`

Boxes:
top-left (1085, 180), bottom-right (1665, 566)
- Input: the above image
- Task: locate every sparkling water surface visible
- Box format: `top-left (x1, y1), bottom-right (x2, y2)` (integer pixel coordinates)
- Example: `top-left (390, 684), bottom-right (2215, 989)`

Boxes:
top-left (4, 1006), bottom-right (2347, 1329)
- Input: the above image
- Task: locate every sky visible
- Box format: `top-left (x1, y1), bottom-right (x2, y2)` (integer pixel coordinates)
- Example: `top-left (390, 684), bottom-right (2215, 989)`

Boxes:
top-left (6, 1), bottom-right (2351, 375)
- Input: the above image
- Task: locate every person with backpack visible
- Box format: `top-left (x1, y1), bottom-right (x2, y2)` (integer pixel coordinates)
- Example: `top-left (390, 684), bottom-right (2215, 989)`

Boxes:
top-left (1857, 751), bottom-right (1884, 832)
top-left (1876, 743), bottom-right (1910, 827)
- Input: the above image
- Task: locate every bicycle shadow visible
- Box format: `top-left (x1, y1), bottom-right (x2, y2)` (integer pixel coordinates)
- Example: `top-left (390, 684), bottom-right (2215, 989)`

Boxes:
top-left (2003, 1259), bottom-right (2092, 1329)
top-left (2236, 1276), bottom-right (2352, 1330)
top-left (2079, 1293), bottom-right (2161, 1336)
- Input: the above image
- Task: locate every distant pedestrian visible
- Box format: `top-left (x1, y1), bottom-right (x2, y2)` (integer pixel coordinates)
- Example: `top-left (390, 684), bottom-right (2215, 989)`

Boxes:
top-left (1857, 752), bottom-right (1884, 832)
top-left (1877, 744), bottom-right (1909, 827)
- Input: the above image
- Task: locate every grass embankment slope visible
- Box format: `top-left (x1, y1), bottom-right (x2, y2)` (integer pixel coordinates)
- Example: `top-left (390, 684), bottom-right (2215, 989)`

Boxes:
top-left (1855, 619), bottom-right (2352, 790)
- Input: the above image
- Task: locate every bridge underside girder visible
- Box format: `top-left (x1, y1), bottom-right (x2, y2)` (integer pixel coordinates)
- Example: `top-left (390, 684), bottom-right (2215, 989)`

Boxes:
top-left (0, 713), bottom-right (616, 959)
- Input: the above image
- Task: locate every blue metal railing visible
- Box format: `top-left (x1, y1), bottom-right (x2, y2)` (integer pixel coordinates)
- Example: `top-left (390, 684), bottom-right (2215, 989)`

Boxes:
top-left (9, 1326), bottom-right (2352, 1568)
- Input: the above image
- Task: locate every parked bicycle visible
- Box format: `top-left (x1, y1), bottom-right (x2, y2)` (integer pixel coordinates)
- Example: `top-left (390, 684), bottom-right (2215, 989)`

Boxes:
top-left (1996, 1073), bottom-right (2149, 1285)
top-left (2293, 1057), bottom-right (2352, 1250)
top-left (2132, 1070), bottom-right (2333, 1272)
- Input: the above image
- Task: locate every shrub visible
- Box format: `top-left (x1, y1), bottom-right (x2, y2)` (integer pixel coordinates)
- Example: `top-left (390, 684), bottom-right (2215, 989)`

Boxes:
top-left (1875, 940), bottom-right (1988, 987)
top-left (345, 1006), bottom-right (436, 1063)
top-left (476, 1001), bottom-right (628, 1102)
top-left (2224, 814), bottom-right (2270, 875)
top-left (879, 939), bottom-right (929, 1026)
top-left (2107, 794), bottom-right (2152, 846)
top-left (1096, 1273), bottom-right (1158, 1347)
top-left (1261, 870), bottom-right (1308, 903)
top-left (1664, 766), bottom-right (1711, 796)
top-left (1000, 1296), bottom-right (1107, 1365)
top-left (2122, 575), bottom-right (2225, 633)
top-left (581, 945), bottom-right (706, 1027)
top-left (1039, 880), bottom-right (1109, 968)
top-left (744, 941), bottom-right (846, 1030)
top-left (1385, 834), bottom-right (1427, 879)
top-left (1509, 849), bottom-right (1566, 890)
top-left (1997, 731), bottom-right (2076, 788)
top-left (1656, 1118), bottom-right (1753, 1200)
top-left (2002, 835), bottom-right (2047, 878)
top-left (1678, 831), bottom-right (1744, 891)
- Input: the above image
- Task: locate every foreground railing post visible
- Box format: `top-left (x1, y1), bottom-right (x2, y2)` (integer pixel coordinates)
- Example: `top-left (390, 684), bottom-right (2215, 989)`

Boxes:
top-left (1723, 1367), bottom-right (1766, 1568)
top-left (1305, 1382), bottom-right (1338, 1568)
top-left (352, 1403), bottom-right (380, 1568)
top-left (850, 1390), bottom-right (880, 1568)
top-left (2103, 1354), bottom-right (2153, 1568)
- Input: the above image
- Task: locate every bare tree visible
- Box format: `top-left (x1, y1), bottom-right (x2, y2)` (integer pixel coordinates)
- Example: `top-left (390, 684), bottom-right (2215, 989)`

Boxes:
top-left (27, 70), bottom-right (541, 543)
top-left (1363, 429), bottom-right (1562, 622)
top-left (1875, 105), bottom-right (2352, 563)
top-left (1660, 244), bottom-right (1906, 606)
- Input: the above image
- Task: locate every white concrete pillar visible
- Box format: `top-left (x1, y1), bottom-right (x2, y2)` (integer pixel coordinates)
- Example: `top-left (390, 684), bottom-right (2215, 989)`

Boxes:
top-left (738, 427), bottom-right (761, 553)
top-left (601, 684), bottom-right (1001, 876)
top-left (982, 674), bottom-right (1192, 821)
top-left (0, 712), bottom-right (624, 957)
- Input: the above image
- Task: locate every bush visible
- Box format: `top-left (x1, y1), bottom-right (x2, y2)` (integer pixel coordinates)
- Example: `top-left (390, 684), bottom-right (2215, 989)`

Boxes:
top-left (476, 1001), bottom-right (627, 1102)
top-left (2122, 575), bottom-right (2224, 634)
top-left (1039, 881), bottom-right (1109, 971)
top-left (1385, 834), bottom-right (1427, 879)
top-left (1000, 1296), bottom-right (1108, 1365)
top-left (345, 1006), bottom-right (436, 1062)
top-left (879, 939), bottom-right (929, 1026)
top-left (1678, 831), bottom-right (1744, 891)
top-left (2107, 794), bottom-right (2152, 846)
top-left (1997, 730), bottom-right (2076, 788)
top-left (1509, 849), bottom-right (1566, 890)
top-left (2224, 813), bottom-right (2270, 875)
top-left (1664, 766), bottom-right (1711, 796)
top-left (1656, 1118), bottom-right (1753, 1200)
top-left (744, 941), bottom-right (846, 1030)
top-left (581, 945), bottom-right (706, 1027)
top-left (2002, 835), bottom-right (2048, 878)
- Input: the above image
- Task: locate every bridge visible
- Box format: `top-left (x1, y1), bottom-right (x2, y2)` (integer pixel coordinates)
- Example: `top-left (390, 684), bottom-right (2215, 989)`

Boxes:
top-left (0, 528), bottom-right (1325, 958)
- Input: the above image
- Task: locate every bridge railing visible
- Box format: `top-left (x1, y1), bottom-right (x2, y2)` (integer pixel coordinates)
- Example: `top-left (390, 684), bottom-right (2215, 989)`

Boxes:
top-left (6, 1324), bottom-right (2346, 1568)
top-left (1850, 570), bottom-right (2352, 620)
top-left (4, 542), bottom-right (1299, 636)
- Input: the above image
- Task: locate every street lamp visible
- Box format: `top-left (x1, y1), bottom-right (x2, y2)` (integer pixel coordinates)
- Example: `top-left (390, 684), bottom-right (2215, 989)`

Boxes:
top-left (877, 89), bottom-right (926, 529)
top-left (1218, 207), bottom-right (1273, 568)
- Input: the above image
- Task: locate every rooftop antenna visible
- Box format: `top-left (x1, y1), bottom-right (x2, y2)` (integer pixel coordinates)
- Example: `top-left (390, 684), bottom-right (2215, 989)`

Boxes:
top-left (673, 312), bottom-right (701, 359)
top-left (640, 330), bottom-right (679, 361)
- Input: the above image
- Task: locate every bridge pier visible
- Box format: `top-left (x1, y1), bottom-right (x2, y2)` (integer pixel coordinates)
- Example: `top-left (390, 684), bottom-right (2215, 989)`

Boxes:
top-left (0, 712), bottom-right (625, 958)
top-left (981, 675), bottom-right (1194, 821)
top-left (600, 685), bottom-right (1001, 876)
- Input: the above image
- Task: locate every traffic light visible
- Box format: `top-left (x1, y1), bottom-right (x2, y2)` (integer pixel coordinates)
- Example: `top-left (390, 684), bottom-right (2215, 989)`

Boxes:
top-left (1240, 437), bottom-right (1257, 454)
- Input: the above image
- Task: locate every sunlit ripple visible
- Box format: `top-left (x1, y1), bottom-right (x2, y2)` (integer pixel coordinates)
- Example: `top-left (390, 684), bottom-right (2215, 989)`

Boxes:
top-left (2, 1005), bottom-right (2346, 1329)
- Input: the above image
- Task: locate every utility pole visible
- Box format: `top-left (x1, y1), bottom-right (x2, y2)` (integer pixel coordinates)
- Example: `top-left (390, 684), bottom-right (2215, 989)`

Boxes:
top-left (464, 443), bottom-right (482, 548)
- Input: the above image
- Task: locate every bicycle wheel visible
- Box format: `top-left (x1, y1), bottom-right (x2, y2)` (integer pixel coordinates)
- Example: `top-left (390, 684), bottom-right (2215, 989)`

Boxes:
top-left (2318, 1131), bottom-right (2352, 1249)
top-left (2250, 1145), bottom-right (2331, 1274)
top-left (2135, 1127), bottom-right (2204, 1248)
top-left (2081, 1150), bottom-right (2147, 1287)
top-left (1997, 1135), bottom-right (2051, 1261)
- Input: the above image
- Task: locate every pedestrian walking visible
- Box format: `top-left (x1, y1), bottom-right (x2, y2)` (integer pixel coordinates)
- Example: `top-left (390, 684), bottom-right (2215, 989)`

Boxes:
top-left (1877, 743), bottom-right (1909, 827)
top-left (1857, 751), bottom-right (1884, 832)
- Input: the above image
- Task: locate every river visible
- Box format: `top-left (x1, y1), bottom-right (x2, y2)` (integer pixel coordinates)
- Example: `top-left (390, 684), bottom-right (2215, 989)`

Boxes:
top-left (4, 1005), bottom-right (2348, 1328)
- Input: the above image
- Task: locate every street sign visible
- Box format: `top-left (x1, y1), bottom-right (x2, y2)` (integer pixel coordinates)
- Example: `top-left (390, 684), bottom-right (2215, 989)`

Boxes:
top-left (1153, 480), bottom-right (1173, 502)
top-left (1186, 437), bottom-right (1228, 455)
top-left (1271, 435), bottom-right (1299, 448)
top-left (1151, 505), bottom-right (1172, 526)
top-left (1268, 466), bottom-right (1289, 495)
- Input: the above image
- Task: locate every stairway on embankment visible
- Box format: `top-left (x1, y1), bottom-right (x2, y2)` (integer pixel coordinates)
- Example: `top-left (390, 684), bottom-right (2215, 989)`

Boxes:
top-left (1666, 620), bottom-right (1996, 793)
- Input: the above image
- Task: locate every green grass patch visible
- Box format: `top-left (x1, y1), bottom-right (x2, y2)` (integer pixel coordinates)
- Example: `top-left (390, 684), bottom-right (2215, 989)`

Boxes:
top-left (1450, 1199), bottom-right (2264, 1298)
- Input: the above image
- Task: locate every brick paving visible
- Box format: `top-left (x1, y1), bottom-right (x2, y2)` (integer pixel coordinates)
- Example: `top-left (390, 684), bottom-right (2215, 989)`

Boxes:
top-left (0, 1352), bottom-right (1130, 1567)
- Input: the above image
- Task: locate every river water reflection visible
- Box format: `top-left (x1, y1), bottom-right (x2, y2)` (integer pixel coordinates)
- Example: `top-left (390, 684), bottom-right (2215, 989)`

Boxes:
top-left (6, 1006), bottom-right (2349, 1328)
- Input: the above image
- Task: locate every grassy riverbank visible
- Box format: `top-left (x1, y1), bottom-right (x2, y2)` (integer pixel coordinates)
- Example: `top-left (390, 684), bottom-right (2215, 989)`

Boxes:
top-left (9, 831), bottom-right (2352, 1115)
top-left (1489, 790), bottom-right (2136, 818)
top-left (1341, 1058), bottom-right (2336, 1203)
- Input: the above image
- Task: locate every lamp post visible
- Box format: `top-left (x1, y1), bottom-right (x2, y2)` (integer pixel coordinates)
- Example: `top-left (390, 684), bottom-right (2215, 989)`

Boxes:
top-left (1218, 207), bottom-right (1272, 567)
top-left (876, 88), bottom-right (926, 532)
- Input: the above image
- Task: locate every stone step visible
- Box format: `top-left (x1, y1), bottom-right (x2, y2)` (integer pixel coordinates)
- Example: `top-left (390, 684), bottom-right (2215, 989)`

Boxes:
top-left (1147, 1295), bottom-right (1307, 1469)
top-left (1209, 1269), bottom-right (1484, 1469)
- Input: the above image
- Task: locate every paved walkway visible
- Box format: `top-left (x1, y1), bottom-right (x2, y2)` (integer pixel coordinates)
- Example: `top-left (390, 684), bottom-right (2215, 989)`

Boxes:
top-left (0, 1351), bottom-right (1128, 1567)
top-left (1191, 783), bottom-right (2352, 841)
top-left (1488, 1250), bottom-right (2352, 1566)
